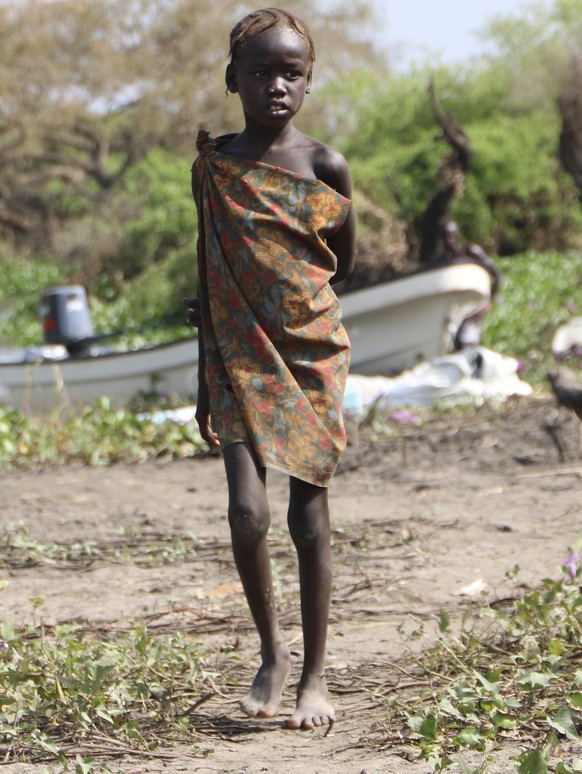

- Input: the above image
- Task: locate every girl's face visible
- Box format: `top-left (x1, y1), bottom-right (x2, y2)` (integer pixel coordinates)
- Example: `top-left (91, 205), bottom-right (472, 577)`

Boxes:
top-left (227, 26), bottom-right (312, 130)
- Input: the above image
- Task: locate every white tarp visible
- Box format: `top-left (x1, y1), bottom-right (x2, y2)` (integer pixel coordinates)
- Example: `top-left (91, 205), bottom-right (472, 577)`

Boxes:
top-left (342, 346), bottom-right (532, 419)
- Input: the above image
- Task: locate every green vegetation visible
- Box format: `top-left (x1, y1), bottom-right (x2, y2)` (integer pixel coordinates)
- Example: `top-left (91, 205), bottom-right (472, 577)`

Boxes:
top-left (1, 523), bottom-right (580, 770)
top-left (341, 66), bottom-right (581, 254)
top-left (0, 250), bottom-right (191, 349)
top-left (0, 255), bottom-right (67, 346)
top-left (0, 399), bottom-right (206, 469)
top-left (0, 617), bottom-right (216, 764)
top-left (1, 521), bottom-right (202, 568)
top-left (375, 560), bottom-right (582, 772)
top-left (482, 250), bottom-right (582, 385)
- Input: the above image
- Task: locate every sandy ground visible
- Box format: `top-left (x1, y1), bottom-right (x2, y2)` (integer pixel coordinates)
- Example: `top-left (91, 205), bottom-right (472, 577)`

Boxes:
top-left (1, 394), bottom-right (582, 773)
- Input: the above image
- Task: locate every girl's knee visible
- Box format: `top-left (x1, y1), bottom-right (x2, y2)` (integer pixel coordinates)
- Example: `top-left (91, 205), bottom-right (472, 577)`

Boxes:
top-left (288, 480), bottom-right (330, 547)
top-left (288, 507), bottom-right (329, 547)
top-left (228, 499), bottom-right (270, 542)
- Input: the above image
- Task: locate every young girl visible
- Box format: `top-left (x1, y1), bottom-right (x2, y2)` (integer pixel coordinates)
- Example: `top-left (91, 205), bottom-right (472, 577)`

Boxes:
top-left (191, 7), bottom-right (356, 730)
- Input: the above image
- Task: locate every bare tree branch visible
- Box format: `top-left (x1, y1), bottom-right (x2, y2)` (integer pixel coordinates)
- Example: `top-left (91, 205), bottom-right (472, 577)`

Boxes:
top-left (418, 80), bottom-right (473, 263)
top-left (558, 55), bottom-right (582, 200)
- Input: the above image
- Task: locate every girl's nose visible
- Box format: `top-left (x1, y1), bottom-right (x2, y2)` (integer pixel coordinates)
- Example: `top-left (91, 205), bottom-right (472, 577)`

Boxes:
top-left (268, 78), bottom-right (286, 95)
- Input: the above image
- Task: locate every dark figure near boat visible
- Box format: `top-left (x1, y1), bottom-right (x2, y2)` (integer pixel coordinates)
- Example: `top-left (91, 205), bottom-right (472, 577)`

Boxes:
top-left (435, 218), bottom-right (502, 351)
top-left (547, 365), bottom-right (582, 456)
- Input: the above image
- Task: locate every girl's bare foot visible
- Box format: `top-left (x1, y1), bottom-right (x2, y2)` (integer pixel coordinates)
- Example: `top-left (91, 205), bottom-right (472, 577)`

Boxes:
top-left (286, 674), bottom-right (335, 730)
top-left (240, 647), bottom-right (291, 718)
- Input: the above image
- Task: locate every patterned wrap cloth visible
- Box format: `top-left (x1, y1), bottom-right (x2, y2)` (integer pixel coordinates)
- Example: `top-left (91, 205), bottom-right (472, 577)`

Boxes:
top-left (192, 132), bottom-right (351, 487)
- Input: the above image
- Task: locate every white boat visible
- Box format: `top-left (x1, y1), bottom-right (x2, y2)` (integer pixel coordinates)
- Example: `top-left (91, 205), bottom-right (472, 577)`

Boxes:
top-left (0, 338), bottom-right (199, 414)
top-left (341, 262), bottom-right (491, 374)
top-left (0, 263), bottom-right (490, 413)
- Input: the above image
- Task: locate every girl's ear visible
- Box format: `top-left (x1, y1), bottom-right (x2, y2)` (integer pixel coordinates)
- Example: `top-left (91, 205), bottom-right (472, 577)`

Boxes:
top-left (305, 69), bottom-right (312, 95)
top-left (225, 63), bottom-right (238, 93)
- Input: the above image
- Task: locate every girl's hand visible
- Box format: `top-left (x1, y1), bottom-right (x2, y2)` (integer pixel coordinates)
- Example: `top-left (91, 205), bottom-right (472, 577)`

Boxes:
top-left (196, 411), bottom-right (221, 448)
top-left (195, 392), bottom-right (221, 448)
top-left (182, 297), bottom-right (202, 327)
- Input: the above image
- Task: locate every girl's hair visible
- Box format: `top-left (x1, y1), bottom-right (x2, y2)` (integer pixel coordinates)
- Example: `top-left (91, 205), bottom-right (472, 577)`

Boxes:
top-left (228, 8), bottom-right (315, 66)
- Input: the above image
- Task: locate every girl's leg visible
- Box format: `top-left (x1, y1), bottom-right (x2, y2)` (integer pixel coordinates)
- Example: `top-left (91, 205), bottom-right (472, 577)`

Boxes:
top-left (286, 477), bottom-right (335, 730)
top-left (223, 442), bottom-right (290, 718)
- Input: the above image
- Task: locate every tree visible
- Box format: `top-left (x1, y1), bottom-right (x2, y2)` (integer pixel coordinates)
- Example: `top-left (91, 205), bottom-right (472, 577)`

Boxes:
top-left (0, 0), bottom-right (386, 251)
top-left (343, 13), bottom-right (582, 261)
top-left (558, 55), bottom-right (582, 201)
top-left (417, 81), bottom-right (473, 264)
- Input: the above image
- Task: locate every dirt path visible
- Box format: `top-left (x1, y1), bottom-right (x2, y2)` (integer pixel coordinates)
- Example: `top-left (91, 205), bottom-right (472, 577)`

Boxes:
top-left (2, 396), bottom-right (581, 773)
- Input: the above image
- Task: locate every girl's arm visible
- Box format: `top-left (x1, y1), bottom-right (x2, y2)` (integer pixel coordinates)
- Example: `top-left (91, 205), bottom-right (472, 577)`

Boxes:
top-left (195, 333), bottom-right (221, 448)
top-left (315, 148), bottom-right (357, 284)
top-left (329, 203), bottom-right (356, 285)
top-left (190, 181), bottom-right (220, 448)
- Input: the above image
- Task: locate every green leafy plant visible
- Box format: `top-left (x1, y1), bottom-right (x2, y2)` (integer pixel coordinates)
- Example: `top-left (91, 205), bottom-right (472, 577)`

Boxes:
top-left (0, 254), bottom-right (66, 346)
top-left (0, 521), bottom-right (201, 570)
top-left (482, 250), bottom-right (582, 385)
top-left (342, 63), bottom-right (582, 256)
top-left (0, 618), bottom-right (217, 763)
top-left (368, 553), bottom-right (582, 772)
top-left (0, 399), bottom-right (207, 469)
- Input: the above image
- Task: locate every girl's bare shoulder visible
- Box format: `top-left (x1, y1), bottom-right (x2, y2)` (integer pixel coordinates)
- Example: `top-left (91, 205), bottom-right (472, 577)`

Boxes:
top-left (306, 137), bottom-right (351, 196)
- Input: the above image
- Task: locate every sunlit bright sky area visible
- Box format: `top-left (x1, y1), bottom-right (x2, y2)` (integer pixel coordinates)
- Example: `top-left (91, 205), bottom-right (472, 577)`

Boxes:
top-left (374, 0), bottom-right (535, 69)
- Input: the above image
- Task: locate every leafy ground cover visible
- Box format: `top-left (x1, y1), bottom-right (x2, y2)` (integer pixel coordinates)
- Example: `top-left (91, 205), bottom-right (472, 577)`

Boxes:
top-left (0, 398), bottom-right (205, 469)
top-left (1, 513), bottom-right (581, 773)
top-left (482, 251), bottom-right (582, 386)
top-left (1, 398), bottom-right (582, 773)
top-left (380, 568), bottom-right (582, 773)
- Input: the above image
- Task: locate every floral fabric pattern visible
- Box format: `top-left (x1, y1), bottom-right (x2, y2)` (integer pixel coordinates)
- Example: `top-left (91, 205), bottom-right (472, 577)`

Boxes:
top-left (192, 133), bottom-right (351, 487)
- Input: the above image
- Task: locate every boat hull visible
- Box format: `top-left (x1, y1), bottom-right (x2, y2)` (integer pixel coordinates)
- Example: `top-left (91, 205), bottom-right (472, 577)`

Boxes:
top-left (343, 263), bottom-right (491, 375)
top-left (0, 338), bottom-right (198, 413)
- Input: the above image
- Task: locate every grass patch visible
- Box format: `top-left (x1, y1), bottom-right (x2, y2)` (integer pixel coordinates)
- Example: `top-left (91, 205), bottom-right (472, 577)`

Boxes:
top-left (0, 619), bottom-right (217, 765)
top-left (0, 398), bottom-right (207, 469)
top-left (367, 560), bottom-right (582, 772)
top-left (0, 523), bottom-right (238, 769)
top-left (482, 250), bottom-right (582, 387)
top-left (0, 521), bottom-right (202, 570)
top-left (1, 516), bottom-right (581, 771)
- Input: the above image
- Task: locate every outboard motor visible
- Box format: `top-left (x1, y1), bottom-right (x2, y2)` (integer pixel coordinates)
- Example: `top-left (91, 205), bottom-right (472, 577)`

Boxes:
top-left (39, 286), bottom-right (94, 356)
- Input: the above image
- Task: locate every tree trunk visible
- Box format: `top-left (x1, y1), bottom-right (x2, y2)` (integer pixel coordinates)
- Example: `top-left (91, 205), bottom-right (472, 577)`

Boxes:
top-left (558, 55), bottom-right (582, 201)
top-left (418, 81), bottom-right (473, 263)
